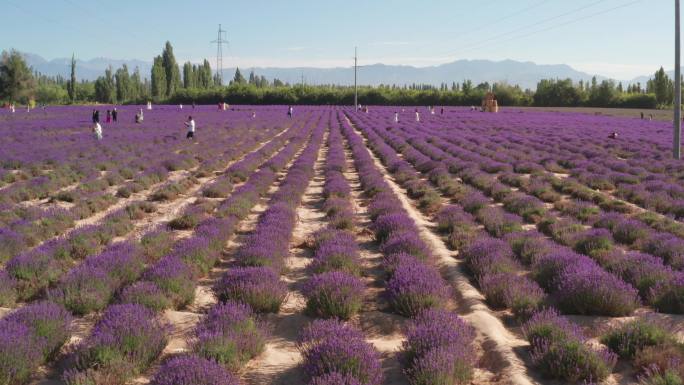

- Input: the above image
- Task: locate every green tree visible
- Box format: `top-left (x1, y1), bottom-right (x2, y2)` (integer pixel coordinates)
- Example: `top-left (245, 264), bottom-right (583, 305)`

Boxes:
top-left (182, 62), bottom-right (194, 89)
top-left (0, 49), bottom-right (35, 103)
top-left (151, 55), bottom-right (166, 99)
top-left (130, 66), bottom-right (143, 101)
top-left (533, 79), bottom-right (582, 107)
top-left (67, 54), bottom-right (76, 102)
top-left (115, 64), bottom-right (131, 102)
top-left (161, 41), bottom-right (181, 97)
top-left (461, 79), bottom-right (472, 95)
top-left (651, 67), bottom-right (673, 105)
top-left (94, 66), bottom-right (116, 103)
top-left (233, 67), bottom-right (246, 85)
top-left (199, 59), bottom-right (212, 88)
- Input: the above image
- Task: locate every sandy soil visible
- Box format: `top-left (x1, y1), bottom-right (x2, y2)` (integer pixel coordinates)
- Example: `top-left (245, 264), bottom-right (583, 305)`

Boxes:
top-left (346, 115), bottom-right (537, 385)
top-left (23, 127), bottom-right (294, 385)
top-left (241, 134), bottom-right (327, 385)
top-left (12, 125), bottom-right (291, 267)
top-left (343, 147), bottom-right (410, 385)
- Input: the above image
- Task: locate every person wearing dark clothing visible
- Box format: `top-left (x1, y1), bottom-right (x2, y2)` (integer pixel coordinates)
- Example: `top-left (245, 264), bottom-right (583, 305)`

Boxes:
top-left (106, 110), bottom-right (112, 123)
top-left (94, 110), bottom-right (100, 123)
top-left (92, 109), bottom-right (97, 123)
top-left (608, 132), bottom-right (618, 139)
top-left (112, 108), bottom-right (118, 122)
top-left (640, 112), bottom-right (644, 120)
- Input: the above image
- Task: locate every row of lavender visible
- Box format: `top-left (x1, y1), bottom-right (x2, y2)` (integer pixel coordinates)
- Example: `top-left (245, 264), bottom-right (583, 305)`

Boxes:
top-left (0, 107), bottom-right (291, 266)
top-left (428, 108), bottom-right (684, 218)
top-left (0, 111), bottom-right (319, 385)
top-left (0, 114), bottom-right (301, 308)
top-left (347, 108), bottom-right (684, 383)
top-left (338, 112), bottom-right (478, 385)
top-left (385, 114), bottom-right (684, 314)
top-left (297, 119), bottom-right (381, 385)
top-left (141, 111), bottom-right (328, 384)
top-left (62, 113), bottom-right (319, 384)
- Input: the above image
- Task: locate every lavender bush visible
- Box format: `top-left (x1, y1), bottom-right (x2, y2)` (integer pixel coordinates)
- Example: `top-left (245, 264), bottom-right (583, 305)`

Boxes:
top-left (214, 266), bottom-right (287, 313)
top-left (303, 271), bottom-right (364, 319)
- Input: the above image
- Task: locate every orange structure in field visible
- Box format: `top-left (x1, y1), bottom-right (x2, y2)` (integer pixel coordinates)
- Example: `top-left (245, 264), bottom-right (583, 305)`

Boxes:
top-left (482, 92), bottom-right (499, 113)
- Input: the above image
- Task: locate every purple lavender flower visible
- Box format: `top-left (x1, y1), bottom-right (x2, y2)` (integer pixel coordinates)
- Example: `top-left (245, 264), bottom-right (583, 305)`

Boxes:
top-left (555, 261), bottom-right (639, 316)
top-left (386, 262), bottom-right (450, 317)
top-left (0, 321), bottom-right (44, 385)
top-left (194, 301), bottom-right (266, 370)
top-left (149, 354), bottom-right (239, 385)
top-left (214, 266), bottom-right (287, 313)
top-left (309, 372), bottom-right (363, 385)
top-left (298, 320), bottom-right (382, 385)
top-left (380, 231), bottom-right (432, 262)
top-left (70, 303), bottom-right (168, 380)
top-left (143, 256), bottom-right (196, 309)
top-left (303, 271), bottom-right (364, 319)
top-left (401, 308), bottom-right (475, 366)
top-left (117, 281), bottom-right (171, 312)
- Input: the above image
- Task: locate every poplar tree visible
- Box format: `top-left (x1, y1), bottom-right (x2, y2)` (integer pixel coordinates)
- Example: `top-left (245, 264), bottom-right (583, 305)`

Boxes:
top-left (161, 41), bottom-right (181, 97)
top-left (67, 54), bottom-right (76, 102)
top-left (151, 55), bottom-right (166, 99)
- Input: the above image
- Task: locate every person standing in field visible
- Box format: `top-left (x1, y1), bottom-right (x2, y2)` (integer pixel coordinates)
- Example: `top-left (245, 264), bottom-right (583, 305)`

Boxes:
top-left (288, 106), bottom-right (293, 118)
top-left (394, 112), bottom-right (399, 123)
top-left (112, 108), bottom-right (118, 122)
top-left (93, 121), bottom-right (103, 141)
top-left (106, 110), bottom-right (112, 123)
top-left (91, 109), bottom-right (97, 123)
top-left (94, 110), bottom-right (100, 123)
top-left (441, 107), bottom-right (444, 115)
top-left (415, 109), bottom-right (420, 122)
top-left (184, 116), bottom-right (196, 140)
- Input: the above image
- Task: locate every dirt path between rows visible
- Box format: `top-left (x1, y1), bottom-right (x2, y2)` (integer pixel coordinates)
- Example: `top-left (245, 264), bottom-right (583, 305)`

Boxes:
top-left (25, 128), bottom-right (295, 385)
top-left (2, 127), bottom-right (288, 277)
top-left (345, 115), bottom-right (537, 385)
top-left (342, 145), bottom-right (410, 385)
top-left (240, 134), bottom-right (327, 385)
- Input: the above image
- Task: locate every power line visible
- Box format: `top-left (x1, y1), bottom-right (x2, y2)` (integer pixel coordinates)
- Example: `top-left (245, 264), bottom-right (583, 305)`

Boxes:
top-left (6, 0), bottom-right (122, 50)
top-left (438, 0), bottom-right (611, 59)
top-left (211, 25), bottom-right (228, 85)
top-left (60, 0), bottom-right (141, 40)
top-left (441, 0), bottom-right (640, 59)
top-left (458, 0), bottom-right (554, 38)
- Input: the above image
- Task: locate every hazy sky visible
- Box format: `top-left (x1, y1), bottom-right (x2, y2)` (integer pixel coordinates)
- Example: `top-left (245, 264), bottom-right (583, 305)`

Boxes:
top-left (0, 0), bottom-right (673, 79)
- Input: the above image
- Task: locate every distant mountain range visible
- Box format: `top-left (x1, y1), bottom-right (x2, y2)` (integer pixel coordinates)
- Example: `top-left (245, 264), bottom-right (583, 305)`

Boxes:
top-left (22, 52), bottom-right (657, 90)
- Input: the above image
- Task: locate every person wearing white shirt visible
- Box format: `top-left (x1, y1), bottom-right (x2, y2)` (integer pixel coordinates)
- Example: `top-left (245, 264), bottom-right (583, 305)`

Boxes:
top-left (93, 122), bottom-right (103, 140)
top-left (184, 116), bottom-right (196, 139)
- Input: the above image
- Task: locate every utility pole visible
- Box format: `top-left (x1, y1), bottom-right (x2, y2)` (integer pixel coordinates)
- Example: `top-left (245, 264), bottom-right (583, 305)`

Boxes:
top-left (676, 0), bottom-right (682, 159)
top-left (211, 24), bottom-right (228, 85)
top-left (354, 47), bottom-right (358, 110)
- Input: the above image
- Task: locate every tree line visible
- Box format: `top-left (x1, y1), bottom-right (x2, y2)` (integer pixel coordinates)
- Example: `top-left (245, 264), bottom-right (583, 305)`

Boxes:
top-left (0, 42), bottom-right (678, 109)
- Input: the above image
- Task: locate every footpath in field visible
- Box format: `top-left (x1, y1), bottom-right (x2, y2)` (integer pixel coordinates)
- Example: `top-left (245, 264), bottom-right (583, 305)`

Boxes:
top-left (240, 133), bottom-right (328, 385)
top-left (345, 113), bottom-right (536, 385)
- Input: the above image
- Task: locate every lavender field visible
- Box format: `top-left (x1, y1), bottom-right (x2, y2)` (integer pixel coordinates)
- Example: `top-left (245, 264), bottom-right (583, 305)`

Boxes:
top-left (1, 104), bottom-right (684, 385)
